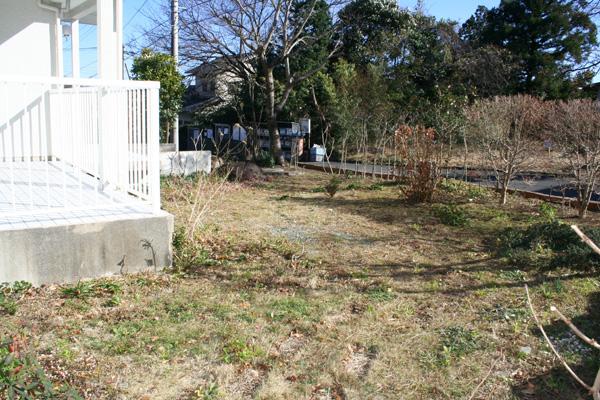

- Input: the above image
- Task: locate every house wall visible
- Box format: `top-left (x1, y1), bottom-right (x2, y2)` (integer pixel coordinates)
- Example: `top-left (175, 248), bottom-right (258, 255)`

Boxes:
top-left (193, 70), bottom-right (241, 101)
top-left (0, 0), bottom-right (61, 160)
top-left (0, 0), bottom-right (59, 77)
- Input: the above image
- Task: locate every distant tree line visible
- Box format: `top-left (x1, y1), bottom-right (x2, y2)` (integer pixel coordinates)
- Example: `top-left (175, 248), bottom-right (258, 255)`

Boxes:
top-left (137, 0), bottom-right (600, 168)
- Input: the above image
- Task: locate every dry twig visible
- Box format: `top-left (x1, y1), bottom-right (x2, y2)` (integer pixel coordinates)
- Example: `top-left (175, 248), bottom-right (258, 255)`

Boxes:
top-left (526, 225), bottom-right (600, 400)
top-left (525, 285), bottom-right (592, 392)
top-left (467, 350), bottom-right (504, 400)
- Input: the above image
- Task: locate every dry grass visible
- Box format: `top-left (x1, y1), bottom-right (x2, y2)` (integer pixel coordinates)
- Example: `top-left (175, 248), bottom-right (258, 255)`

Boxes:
top-left (2, 170), bottom-right (600, 399)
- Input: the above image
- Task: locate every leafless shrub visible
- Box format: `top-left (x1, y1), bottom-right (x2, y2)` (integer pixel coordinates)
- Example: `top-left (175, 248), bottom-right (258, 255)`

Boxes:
top-left (164, 169), bottom-right (233, 241)
top-left (395, 125), bottom-right (440, 203)
top-left (466, 95), bottom-right (544, 205)
top-left (545, 99), bottom-right (600, 218)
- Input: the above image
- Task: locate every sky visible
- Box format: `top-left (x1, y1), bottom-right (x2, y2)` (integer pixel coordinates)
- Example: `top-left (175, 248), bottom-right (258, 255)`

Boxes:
top-left (68, 0), bottom-right (500, 78)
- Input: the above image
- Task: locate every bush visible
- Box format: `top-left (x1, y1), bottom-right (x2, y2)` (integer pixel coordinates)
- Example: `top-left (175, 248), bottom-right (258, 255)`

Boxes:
top-left (325, 177), bottom-right (342, 198)
top-left (255, 150), bottom-right (275, 168)
top-left (497, 221), bottom-right (600, 270)
top-left (395, 125), bottom-right (440, 203)
top-left (433, 204), bottom-right (469, 227)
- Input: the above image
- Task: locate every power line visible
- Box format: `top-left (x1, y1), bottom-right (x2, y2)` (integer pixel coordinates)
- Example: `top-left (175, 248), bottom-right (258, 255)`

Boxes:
top-left (64, 47), bottom-right (98, 51)
top-left (125, 0), bottom-right (152, 28)
top-left (81, 59), bottom-right (97, 70)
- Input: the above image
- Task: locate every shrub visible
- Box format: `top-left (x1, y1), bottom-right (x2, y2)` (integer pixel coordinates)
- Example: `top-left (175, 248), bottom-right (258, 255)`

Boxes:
top-left (395, 125), bottom-right (440, 203)
top-left (255, 150), bottom-right (275, 168)
top-left (325, 176), bottom-right (342, 198)
top-left (433, 204), bottom-right (469, 227)
top-left (497, 221), bottom-right (600, 270)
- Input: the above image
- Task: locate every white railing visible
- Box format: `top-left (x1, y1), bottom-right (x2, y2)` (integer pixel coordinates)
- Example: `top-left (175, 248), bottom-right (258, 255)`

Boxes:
top-left (0, 76), bottom-right (161, 217)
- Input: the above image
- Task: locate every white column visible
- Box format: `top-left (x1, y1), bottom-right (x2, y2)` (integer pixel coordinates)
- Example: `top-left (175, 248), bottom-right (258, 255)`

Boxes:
top-left (97, 0), bottom-right (117, 79)
top-left (115, 0), bottom-right (123, 80)
top-left (71, 20), bottom-right (80, 78)
top-left (55, 17), bottom-right (64, 77)
top-left (172, 0), bottom-right (179, 150)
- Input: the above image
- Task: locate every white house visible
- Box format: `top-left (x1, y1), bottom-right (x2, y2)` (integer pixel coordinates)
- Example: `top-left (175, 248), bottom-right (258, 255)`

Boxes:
top-left (0, 0), bottom-right (174, 285)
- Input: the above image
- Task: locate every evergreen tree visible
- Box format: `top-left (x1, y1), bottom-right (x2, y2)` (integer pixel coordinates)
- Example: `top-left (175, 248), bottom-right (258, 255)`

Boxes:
top-left (461, 0), bottom-right (598, 98)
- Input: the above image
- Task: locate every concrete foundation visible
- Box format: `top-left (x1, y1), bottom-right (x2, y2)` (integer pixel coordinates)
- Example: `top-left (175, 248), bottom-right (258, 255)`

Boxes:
top-left (160, 151), bottom-right (212, 177)
top-left (0, 211), bottom-right (174, 286)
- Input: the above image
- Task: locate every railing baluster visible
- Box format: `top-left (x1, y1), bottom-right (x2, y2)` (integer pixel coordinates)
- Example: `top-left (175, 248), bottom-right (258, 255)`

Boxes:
top-left (141, 88), bottom-right (147, 197)
top-left (24, 83), bottom-right (33, 209)
top-left (41, 83), bottom-right (50, 210)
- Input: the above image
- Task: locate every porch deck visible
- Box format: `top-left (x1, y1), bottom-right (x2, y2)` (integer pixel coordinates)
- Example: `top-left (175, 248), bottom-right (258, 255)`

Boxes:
top-left (0, 160), bottom-right (154, 231)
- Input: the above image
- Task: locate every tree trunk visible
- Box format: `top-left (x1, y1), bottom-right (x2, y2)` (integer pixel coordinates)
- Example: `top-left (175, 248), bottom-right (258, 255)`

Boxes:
top-left (265, 67), bottom-right (285, 166)
top-left (500, 175), bottom-right (510, 205)
top-left (579, 187), bottom-right (591, 219)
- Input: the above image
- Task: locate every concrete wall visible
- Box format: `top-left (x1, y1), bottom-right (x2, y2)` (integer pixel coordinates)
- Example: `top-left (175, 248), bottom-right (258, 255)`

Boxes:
top-left (0, 0), bottom-right (59, 77)
top-left (160, 151), bottom-right (212, 177)
top-left (0, 212), bottom-right (174, 286)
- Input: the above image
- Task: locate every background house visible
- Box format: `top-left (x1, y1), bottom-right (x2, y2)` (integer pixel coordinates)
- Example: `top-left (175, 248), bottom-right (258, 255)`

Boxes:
top-left (180, 58), bottom-right (309, 160)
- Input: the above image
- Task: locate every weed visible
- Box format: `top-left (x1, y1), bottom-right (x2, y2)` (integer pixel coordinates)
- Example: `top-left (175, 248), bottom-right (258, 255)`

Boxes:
top-left (466, 186), bottom-right (487, 200)
top-left (439, 179), bottom-right (462, 193)
top-left (368, 183), bottom-right (384, 191)
top-left (61, 281), bottom-right (96, 299)
top-left (103, 295), bottom-right (122, 308)
top-left (366, 286), bottom-right (395, 302)
top-left (482, 304), bottom-right (529, 322)
top-left (433, 204), bottom-right (469, 227)
top-left (172, 228), bottom-right (218, 271)
top-left (325, 176), bottom-right (343, 198)
top-left (538, 203), bottom-right (558, 221)
top-left (0, 281), bottom-right (32, 316)
top-left (345, 182), bottom-right (363, 191)
top-left (540, 279), bottom-right (565, 299)
top-left (410, 223), bottom-right (422, 232)
top-left (310, 186), bottom-right (326, 193)
top-left (95, 282), bottom-right (122, 295)
top-left (0, 337), bottom-right (82, 399)
top-left (221, 339), bottom-right (264, 364)
top-left (436, 326), bottom-right (481, 366)
top-left (268, 298), bottom-right (312, 321)
top-left (498, 269), bottom-right (526, 282)
top-left (195, 383), bottom-right (221, 400)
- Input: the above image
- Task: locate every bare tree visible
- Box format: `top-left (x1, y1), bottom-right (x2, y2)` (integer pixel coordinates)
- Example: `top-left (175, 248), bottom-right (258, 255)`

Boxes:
top-left (546, 99), bottom-right (600, 218)
top-left (466, 95), bottom-right (543, 205)
top-left (169, 0), bottom-right (342, 165)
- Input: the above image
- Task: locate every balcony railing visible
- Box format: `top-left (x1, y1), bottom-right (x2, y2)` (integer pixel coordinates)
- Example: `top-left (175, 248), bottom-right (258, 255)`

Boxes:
top-left (0, 76), bottom-right (161, 217)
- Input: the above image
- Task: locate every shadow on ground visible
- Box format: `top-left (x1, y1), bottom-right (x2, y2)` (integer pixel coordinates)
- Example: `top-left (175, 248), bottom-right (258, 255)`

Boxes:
top-left (512, 291), bottom-right (600, 399)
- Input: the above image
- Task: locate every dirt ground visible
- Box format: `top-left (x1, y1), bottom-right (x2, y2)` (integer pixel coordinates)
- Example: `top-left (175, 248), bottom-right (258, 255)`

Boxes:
top-left (2, 169), bottom-right (600, 399)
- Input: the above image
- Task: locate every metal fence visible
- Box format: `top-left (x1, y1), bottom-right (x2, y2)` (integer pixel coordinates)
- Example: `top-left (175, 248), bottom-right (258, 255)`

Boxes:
top-left (0, 76), bottom-right (161, 217)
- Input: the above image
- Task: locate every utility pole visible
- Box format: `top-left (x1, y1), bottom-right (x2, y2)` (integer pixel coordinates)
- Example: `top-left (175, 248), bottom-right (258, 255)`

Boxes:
top-left (172, 0), bottom-right (180, 151)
